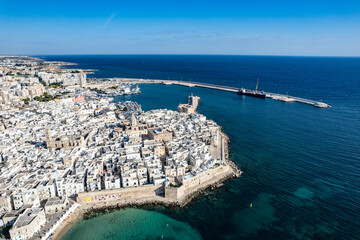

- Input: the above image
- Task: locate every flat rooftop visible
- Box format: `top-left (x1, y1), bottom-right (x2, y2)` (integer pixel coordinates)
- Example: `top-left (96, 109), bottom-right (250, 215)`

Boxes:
top-left (13, 207), bottom-right (42, 228)
top-left (45, 197), bottom-right (65, 207)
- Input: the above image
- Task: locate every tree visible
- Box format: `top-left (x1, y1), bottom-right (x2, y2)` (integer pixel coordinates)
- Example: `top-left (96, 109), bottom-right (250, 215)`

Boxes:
top-left (40, 80), bottom-right (47, 86)
top-left (22, 98), bottom-right (30, 104)
top-left (123, 107), bottom-right (128, 111)
top-left (33, 93), bottom-right (54, 102)
top-left (49, 82), bottom-right (62, 88)
top-left (1, 225), bottom-right (11, 239)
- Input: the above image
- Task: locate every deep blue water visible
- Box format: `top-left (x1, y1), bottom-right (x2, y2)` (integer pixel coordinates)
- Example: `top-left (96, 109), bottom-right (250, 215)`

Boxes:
top-left (40, 55), bottom-right (360, 240)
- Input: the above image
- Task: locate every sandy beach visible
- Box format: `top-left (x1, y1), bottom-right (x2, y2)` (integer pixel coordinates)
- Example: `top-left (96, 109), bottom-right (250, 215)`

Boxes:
top-left (52, 207), bottom-right (83, 240)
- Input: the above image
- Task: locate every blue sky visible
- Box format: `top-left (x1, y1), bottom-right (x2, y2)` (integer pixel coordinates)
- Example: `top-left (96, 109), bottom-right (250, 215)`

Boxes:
top-left (0, 0), bottom-right (359, 56)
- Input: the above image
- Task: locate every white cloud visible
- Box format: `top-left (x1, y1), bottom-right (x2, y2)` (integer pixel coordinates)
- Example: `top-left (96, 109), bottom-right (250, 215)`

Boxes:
top-left (103, 13), bottom-right (116, 29)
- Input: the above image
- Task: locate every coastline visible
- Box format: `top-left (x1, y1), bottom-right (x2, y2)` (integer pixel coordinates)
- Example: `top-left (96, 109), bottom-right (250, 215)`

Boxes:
top-left (37, 59), bottom-right (242, 240)
top-left (54, 163), bottom-right (240, 240)
top-left (52, 207), bottom-right (83, 240)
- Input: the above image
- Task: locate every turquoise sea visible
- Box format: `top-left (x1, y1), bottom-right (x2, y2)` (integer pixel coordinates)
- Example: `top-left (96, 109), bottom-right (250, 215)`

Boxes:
top-left (41, 55), bottom-right (360, 240)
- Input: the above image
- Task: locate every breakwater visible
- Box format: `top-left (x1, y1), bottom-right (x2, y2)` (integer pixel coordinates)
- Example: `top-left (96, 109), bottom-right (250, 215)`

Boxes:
top-left (88, 78), bottom-right (331, 108)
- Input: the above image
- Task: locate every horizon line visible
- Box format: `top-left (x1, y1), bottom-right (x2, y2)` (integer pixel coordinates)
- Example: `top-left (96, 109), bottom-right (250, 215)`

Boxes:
top-left (1, 53), bottom-right (360, 58)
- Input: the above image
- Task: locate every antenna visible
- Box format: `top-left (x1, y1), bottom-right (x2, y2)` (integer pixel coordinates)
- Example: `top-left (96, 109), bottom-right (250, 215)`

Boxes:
top-left (256, 78), bottom-right (259, 93)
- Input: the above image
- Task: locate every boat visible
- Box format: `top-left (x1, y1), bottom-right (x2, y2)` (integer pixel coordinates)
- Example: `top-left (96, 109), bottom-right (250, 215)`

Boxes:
top-left (237, 78), bottom-right (266, 98)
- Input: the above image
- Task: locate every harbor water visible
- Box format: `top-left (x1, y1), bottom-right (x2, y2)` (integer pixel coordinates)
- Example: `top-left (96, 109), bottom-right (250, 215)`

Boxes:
top-left (41, 55), bottom-right (360, 240)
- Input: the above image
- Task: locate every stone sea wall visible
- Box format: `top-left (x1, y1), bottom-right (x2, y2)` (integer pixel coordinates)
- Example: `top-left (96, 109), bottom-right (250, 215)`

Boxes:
top-left (77, 185), bottom-right (163, 205)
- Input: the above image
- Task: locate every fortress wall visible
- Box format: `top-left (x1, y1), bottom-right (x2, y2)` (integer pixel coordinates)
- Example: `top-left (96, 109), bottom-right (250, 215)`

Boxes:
top-left (77, 185), bottom-right (163, 204)
top-left (183, 165), bottom-right (232, 196)
top-left (77, 166), bottom-right (234, 204)
top-left (165, 165), bottom-right (233, 200)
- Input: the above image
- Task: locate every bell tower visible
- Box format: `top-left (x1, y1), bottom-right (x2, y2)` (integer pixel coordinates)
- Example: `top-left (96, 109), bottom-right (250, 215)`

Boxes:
top-left (131, 114), bottom-right (138, 127)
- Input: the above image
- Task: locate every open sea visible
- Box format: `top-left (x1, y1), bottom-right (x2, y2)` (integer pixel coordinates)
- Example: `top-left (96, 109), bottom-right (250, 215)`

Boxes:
top-left (40, 55), bottom-right (360, 240)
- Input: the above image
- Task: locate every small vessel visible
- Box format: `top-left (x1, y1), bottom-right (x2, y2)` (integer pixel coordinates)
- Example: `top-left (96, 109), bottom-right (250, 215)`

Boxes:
top-left (237, 78), bottom-right (266, 98)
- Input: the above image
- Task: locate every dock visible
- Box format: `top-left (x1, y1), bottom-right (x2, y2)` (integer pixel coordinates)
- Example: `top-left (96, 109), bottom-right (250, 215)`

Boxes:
top-left (89, 78), bottom-right (331, 108)
top-left (166, 80), bottom-right (330, 108)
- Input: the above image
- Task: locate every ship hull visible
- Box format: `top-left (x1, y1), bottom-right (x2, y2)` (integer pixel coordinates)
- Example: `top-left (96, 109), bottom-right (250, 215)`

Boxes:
top-left (237, 91), bottom-right (266, 99)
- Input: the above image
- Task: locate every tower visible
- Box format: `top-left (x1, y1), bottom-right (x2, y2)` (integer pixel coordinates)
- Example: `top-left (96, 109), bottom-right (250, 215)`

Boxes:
top-left (131, 113), bottom-right (138, 127)
top-left (79, 74), bottom-right (86, 88)
top-left (188, 93), bottom-right (200, 108)
top-left (188, 93), bottom-right (193, 105)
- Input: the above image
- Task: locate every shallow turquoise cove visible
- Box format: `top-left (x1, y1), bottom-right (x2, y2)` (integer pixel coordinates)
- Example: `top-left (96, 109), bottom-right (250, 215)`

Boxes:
top-left (61, 208), bottom-right (202, 240)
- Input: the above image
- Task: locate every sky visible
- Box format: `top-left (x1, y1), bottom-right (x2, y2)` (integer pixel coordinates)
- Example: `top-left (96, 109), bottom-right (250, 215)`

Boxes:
top-left (0, 0), bottom-right (360, 56)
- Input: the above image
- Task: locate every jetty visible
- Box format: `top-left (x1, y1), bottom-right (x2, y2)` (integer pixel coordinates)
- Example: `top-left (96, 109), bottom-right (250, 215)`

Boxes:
top-left (89, 78), bottom-right (330, 108)
top-left (167, 80), bottom-right (330, 108)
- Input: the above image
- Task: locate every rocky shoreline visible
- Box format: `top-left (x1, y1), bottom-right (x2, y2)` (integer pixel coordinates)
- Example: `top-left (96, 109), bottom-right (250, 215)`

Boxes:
top-left (54, 158), bottom-right (241, 239)
top-left (82, 169), bottom-right (239, 220)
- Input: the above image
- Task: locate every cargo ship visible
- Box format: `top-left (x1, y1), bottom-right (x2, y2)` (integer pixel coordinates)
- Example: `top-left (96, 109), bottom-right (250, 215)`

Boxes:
top-left (237, 78), bottom-right (266, 98)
